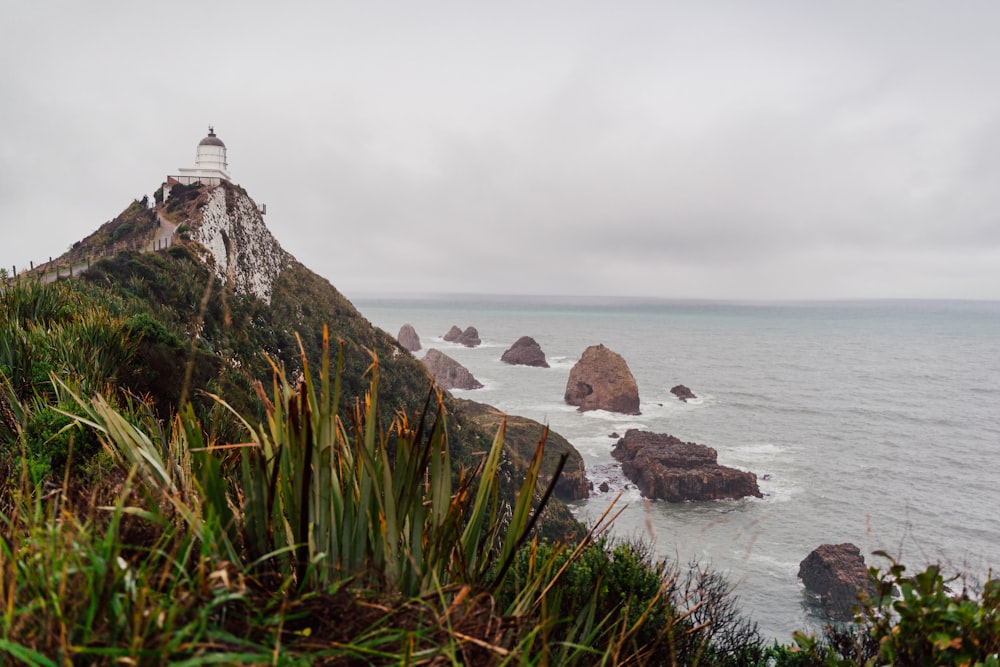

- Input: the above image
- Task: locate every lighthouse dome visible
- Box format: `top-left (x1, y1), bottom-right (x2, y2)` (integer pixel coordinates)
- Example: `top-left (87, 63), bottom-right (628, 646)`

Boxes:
top-left (199, 128), bottom-right (226, 148)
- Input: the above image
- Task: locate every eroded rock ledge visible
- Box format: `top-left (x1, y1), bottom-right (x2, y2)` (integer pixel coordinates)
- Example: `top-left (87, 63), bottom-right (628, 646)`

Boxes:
top-left (611, 429), bottom-right (762, 502)
top-left (455, 399), bottom-right (589, 502)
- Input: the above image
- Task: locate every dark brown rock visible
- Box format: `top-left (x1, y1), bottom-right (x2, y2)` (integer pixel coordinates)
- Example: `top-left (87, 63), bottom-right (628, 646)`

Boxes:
top-left (611, 429), bottom-right (762, 502)
top-left (598, 481), bottom-right (610, 493)
top-left (443, 325), bottom-right (462, 342)
top-left (422, 349), bottom-right (483, 390)
top-left (799, 543), bottom-right (876, 620)
top-left (455, 326), bottom-right (481, 348)
top-left (397, 323), bottom-right (421, 352)
top-left (455, 399), bottom-right (589, 501)
top-left (670, 384), bottom-right (696, 402)
top-left (564, 344), bottom-right (640, 415)
top-left (501, 336), bottom-right (549, 368)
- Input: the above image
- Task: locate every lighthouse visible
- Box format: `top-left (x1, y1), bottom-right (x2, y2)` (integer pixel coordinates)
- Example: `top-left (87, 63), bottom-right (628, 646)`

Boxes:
top-left (173, 126), bottom-right (232, 185)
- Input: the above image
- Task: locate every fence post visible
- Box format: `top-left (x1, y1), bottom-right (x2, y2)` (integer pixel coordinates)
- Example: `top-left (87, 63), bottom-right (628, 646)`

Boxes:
top-left (30, 261), bottom-right (34, 270)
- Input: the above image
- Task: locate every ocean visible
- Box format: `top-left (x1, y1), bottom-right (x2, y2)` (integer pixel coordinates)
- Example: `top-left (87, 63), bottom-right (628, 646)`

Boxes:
top-left (352, 294), bottom-right (1000, 641)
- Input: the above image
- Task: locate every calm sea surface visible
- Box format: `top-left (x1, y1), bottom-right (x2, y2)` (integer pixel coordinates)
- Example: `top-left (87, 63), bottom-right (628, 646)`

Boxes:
top-left (352, 295), bottom-right (1000, 640)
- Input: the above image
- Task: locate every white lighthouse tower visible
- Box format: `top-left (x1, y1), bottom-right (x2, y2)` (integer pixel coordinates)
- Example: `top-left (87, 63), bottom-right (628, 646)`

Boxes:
top-left (173, 126), bottom-right (232, 185)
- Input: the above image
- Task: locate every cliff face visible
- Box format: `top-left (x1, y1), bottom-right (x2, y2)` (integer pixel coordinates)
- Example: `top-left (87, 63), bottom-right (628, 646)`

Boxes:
top-left (188, 185), bottom-right (288, 304)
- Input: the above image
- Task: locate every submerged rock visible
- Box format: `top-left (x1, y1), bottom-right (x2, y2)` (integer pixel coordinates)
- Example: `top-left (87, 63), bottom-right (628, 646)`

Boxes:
top-left (670, 384), bottom-right (697, 402)
top-left (799, 543), bottom-right (876, 620)
top-left (422, 349), bottom-right (483, 390)
top-left (397, 323), bottom-right (421, 352)
top-left (501, 336), bottom-right (549, 368)
top-left (611, 429), bottom-right (762, 502)
top-left (564, 344), bottom-right (640, 415)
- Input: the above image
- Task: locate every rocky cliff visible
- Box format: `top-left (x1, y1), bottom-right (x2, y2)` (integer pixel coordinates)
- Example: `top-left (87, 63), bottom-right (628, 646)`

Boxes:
top-left (189, 185), bottom-right (288, 304)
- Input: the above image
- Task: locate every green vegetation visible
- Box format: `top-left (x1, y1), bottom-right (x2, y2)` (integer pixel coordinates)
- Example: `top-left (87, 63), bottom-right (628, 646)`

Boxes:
top-left (65, 199), bottom-right (160, 261)
top-left (779, 554), bottom-right (1000, 666)
top-left (2, 264), bottom-right (998, 664)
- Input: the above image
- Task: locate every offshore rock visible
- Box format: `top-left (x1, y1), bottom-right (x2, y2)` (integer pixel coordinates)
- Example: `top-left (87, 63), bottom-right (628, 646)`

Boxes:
top-left (611, 429), bottom-right (762, 502)
top-left (501, 336), bottom-right (549, 368)
top-left (397, 323), bottom-right (421, 352)
top-left (564, 344), bottom-right (640, 415)
top-left (455, 399), bottom-right (589, 501)
top-left (443, 325), bottom-right (463, 342)
top-left (670, 384), bottom-right (697, 402)
top-left (455, 326), bottom-right (481, 348)
top-left (799, 543), bottom-right (876, 621)
top-left (422, 349), bottom-right (483, 390)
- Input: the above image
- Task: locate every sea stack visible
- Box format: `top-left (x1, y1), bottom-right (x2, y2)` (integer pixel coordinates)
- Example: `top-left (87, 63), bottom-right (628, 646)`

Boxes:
top-left (397, 324), bottom-right (421, 352)
top-left (564, 344), bottom-right (640, 415)
top-left (500, 336), bottom-right (549, 368)
top-left (455, 326), bottom-right (481, 348)
top-left (799, 543), bottom-right (876, 620)
top-left (422, 349), bottom-right (483, 390)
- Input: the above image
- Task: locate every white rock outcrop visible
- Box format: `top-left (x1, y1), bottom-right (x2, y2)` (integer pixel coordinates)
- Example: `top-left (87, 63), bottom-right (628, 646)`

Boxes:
top-left (191, 186), bottom-right (288, 303)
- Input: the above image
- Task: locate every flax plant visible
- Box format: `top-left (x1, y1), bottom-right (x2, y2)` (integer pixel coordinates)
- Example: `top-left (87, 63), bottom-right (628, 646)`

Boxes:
top-left (69, 325), bottom-right (565, 599)
top-left (231, 325), bottom-right (562, 597)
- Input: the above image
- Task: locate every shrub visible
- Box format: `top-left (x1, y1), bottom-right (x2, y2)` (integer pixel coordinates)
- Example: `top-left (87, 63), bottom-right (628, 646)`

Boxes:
top-left (21, 403), bottom-right (101, 480)
top-left (864, 554), bottom-right (1000, 666)
top-left (496, 535), bottom-right (764, 665)
top-left (789, 553), bottom-right (1000, 666)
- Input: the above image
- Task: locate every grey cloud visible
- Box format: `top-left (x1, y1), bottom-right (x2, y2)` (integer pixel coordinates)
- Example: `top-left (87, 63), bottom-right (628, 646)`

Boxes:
top-left (3, 1), bottom-right (1000, 298)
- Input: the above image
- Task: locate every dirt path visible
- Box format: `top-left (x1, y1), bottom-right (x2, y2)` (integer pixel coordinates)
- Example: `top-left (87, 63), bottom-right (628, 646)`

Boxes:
top-left (30, 210), bottom-right (178, 284)
top-left (149, 211), bottom-right (178, 251)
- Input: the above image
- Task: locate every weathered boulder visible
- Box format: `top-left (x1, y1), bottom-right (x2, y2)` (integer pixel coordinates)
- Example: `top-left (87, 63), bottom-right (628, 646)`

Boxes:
top-left (670, 384), bottom-right (697, 402)
top-left (564, 344), bottom-right (640, 415)
top-left (501, 336), bottom-right (549, 368)
top-left (443, 325), bottom-right (462, 342)
top-left (455, 326), bottom-right (481, 348)
top-left (422, 349), bottom-right (483, 390)
top-left (611, 429), bottom-right (762, 502)
top-left (799, 543), bottom-right (875, 620)
top-left (455, 399), bottom-right (589, 502)
top-left (397, 323), bottom-right (421, 352)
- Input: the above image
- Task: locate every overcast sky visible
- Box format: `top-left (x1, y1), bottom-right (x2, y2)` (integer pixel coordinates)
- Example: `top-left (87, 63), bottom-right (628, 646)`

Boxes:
top-left (3, 1), bottom-right (999, 300)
